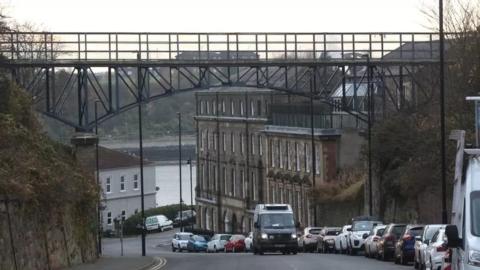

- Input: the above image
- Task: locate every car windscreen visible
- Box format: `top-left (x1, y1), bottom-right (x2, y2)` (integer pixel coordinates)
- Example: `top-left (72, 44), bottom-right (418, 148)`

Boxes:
top-left (376, 228), bottom-right (385, 236)
top-left (352, 221), bottom-right (377, 231)
top-left (471, 191), bottom-right (480, 236)
top-left (309, 229), bottom-right (322, 234)
top-left (178, 234), bottom-right (191, 240)
top-left (220, 235), bottom-right (231, 240)
top-left (260, 213), bottom-right (295, 229)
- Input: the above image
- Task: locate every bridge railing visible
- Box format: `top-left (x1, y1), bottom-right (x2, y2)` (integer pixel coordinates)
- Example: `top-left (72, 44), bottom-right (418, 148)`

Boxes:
top-left (0, 32), bottom-right (441, 63)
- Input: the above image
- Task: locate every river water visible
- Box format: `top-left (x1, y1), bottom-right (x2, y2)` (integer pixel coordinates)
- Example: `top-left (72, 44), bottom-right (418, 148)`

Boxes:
top-left (155, 163), bottom-right (197, 207)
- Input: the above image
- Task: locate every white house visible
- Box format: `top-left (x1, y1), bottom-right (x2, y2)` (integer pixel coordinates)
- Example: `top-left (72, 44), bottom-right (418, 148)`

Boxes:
top-left (97, 147), bottom-right (157, 231)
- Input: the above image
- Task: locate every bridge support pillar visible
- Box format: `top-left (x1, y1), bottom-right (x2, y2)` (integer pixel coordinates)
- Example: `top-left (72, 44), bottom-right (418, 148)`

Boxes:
top-left (70, 132), bottom-right (98, 173)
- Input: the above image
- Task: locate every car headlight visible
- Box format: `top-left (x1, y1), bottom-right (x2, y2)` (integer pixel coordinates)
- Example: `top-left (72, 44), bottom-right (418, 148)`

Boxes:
top-left (261, 233), bottom-right (268, 239)
top-left (291, 233), bottom-right (297, 239)
top-left (469, 250), bottom-right (480, 266)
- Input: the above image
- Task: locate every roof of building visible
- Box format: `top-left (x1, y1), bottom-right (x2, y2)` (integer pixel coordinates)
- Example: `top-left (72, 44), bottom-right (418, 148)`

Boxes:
top-left (195, 86), bottom-right (275, 94)
top-left (382, 40), bottom-right (446, 60)
top-left (94, 146), bottom-right (153, 171)
top-left (262, 125), bottom-right (341, 137)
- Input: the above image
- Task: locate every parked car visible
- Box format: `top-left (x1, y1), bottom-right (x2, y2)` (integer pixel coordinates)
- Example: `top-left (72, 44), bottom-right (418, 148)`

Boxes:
top-left (298, 227), bottom-right (323, 252)
top-left (347, 216), bottom-right (383, 255)
top-left (364, 224), bottom-right (386, 258)
top-left (335, 225), bottom-right (351, 254)
top-left (394, 225), bottom-right (424, 265)
top-left (424, 229), bottom-right (448, 270)
top-left (186, 235), bottom-right (208, 252)
top-left (414, 224), bottom-right (445, 269)
top-left (207, 233), bottom-right (232, 253)
top-left (377, 223), bottom-right (406, 261)
top-left (145, 215), bottom-right (174, 232)
top-left (244, 232), bottom-right (253, 252)
top-left (224, 234), bottom-right (246, 253)
top-left (317, 227), bottom-right (341, 253)
top-left (171, 232), bottom-right (194, 252)
top-left (173, 210), bottom-right (196, 226)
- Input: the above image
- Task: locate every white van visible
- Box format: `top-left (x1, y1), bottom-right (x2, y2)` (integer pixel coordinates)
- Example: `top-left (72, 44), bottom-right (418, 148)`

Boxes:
top-left (145, 215), bottom-right (173, 232)
top-left (446, 129), bottom-right (480, 270)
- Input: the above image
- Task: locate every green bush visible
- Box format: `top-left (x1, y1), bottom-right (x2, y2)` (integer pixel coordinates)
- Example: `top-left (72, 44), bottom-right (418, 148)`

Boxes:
top-left (123, 204), bottom-right (187, 235)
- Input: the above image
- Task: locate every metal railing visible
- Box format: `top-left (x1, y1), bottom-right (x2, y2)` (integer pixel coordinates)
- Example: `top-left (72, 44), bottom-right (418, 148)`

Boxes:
top-left (0, 32), bottom-right (442, 64)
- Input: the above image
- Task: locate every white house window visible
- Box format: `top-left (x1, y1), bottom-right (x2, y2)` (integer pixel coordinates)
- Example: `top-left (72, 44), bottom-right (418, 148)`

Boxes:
top-left (240, 101), bottom-right (244, 116)
top-left (106, 177), bottom-right (111, 193)
top-left (120, 176), bottom-right (126, 192)
top-left (107, 212), bottom-right (112, 225)
top-left (133, 174), bottom-right (139, 190)
top-left (121, 210), bottom-right (126, 222)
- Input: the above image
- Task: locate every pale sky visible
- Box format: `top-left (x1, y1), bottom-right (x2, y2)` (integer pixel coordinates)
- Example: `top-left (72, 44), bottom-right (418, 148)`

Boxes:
top-left (2, 0), bottom-right (437, 32)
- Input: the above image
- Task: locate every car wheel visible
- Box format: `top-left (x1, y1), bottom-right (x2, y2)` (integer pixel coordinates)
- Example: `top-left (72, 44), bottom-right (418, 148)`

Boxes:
top-left (414, 261), bottom-right (419, 269)
top-left (172, 244), bottom-right (176, 252)
top-left (401, 253), bottom-right (407, 265)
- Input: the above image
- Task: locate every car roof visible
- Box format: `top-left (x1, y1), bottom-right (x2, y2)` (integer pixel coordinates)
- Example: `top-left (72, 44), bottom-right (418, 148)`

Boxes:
top-left (176, 232), bottom-right (193, 235)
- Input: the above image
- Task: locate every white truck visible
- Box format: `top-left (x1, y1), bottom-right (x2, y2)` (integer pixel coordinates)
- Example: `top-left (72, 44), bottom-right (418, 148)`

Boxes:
top-left (446, 126), bottom-right (480, 270)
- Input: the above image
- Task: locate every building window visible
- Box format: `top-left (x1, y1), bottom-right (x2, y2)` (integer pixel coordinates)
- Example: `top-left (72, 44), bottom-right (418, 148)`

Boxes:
top-left (222, 100), bottom-right (226, 114)
top-left (199, 130), bottom-right (203, 150)
top-left (133, 174), bottom-right (139, 190)
top-left (250, 100), bottom-right (255, 116)
top-left (316, 145), bottom-right (321, 175)
top-left (287, 141), bottom-right (291, 170)
top-left (240, 101), bottom-right (244, 116)
top-left (121, 210), bottom-right (126, 222)
top-left (279, 140), bottom-right (283, 169)
top-left (222, 132), bottom-right (226, 152)
top-left (206, 130), bottom-right (209, 150)
top-left (295, 142), bottom-right (300, 172)
top-left (213, 132), bottom-right (217, 150)
top-left (120, 176), bottom-right (125, 192)
top-left (257, 100), bottom-right (262, 116)
top-left (240, 134), bottom-right (244, 155)
top-left (231, 133), bottom-right (235, 153)
top-left (251, 134), bottom-right (255, 155)
top-left (279, 186), bottom-right (284, 203)
top-left (252, 172), bottom-right (257, 201)
top-left (200, 100), bottom-right (205, 114)
top-left (231, 100), bottom-right (235, 115)
top-left (270, 139), bottom-right (274, 168)
top-left (213, 165), bottom-right (217, 191)
top-left (206, 101), bottom-right (210, 114)
top-left (231, 169), bottom-right (236, 196)
top-left (259, 135), bottom-right (263, 156)
top-left (106, 177), bottom-right (111, 193)
top-left (240, 170), bottom-right (245, 198)
top-left (107, 212), bottom-right (112, 225)
top-left (223, 167), bottom-right (227, 195)
top-left (305, 143), bottom-right (310, 172)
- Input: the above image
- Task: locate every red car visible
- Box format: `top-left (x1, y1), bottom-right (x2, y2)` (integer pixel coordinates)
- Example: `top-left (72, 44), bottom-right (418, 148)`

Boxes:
top-left (224, 234), bottom-right (246, 253)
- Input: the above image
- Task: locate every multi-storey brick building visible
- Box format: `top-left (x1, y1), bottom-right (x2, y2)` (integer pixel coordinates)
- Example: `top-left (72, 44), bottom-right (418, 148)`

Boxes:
top-left (195, 87), bottom-right (365, 233)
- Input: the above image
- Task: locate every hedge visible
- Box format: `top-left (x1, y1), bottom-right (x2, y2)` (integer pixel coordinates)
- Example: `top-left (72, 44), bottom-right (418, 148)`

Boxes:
top-left (123, 204), bottom-right (188, 235)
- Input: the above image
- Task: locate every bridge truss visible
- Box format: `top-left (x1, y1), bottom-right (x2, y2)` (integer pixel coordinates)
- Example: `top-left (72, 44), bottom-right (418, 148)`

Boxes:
top-left (0, 32), bottom-right (442, 131)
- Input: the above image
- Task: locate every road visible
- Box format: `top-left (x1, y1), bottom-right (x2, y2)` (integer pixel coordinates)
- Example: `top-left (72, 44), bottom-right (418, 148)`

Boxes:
top-left (102, 229), bottom-right (411, 270)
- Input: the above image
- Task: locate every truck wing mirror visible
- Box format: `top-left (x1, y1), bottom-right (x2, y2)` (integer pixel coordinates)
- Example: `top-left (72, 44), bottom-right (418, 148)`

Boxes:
top-left (295, 222), bottom-right (300, 228)
top-left (445, 225), bottom-right (462, 248)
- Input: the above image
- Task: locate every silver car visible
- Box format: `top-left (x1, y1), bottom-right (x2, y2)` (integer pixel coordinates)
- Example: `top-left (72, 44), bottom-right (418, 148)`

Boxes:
top-left (171, 232), bottom-right (193, 252)
top-left (206, 233), bottom-right (231, 253)
top-left (414, 224), bottom-right (445, 269)
top-left (364, 225), bottom-right (386, 258)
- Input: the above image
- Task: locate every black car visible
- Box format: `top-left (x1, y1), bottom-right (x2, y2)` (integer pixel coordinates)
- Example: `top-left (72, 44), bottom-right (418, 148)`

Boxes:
top-left (377, 223), bottom-right (407, 261)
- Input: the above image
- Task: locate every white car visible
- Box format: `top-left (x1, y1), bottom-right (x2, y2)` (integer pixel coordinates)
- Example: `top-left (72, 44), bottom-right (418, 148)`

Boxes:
top-left (206, 234), bottom-right (231, 253)
top-left (425, 229), bottom-right (447, 270)
top-left (364, 225), bottom-right (386, 258)
top-left (171, 232), bottom-right (193, 252)
top-left (414, 224), bottom-right (444, 269)
top-left (347, 219), bottom-right (382, 255)
top-left (298, 227), bottom-right (323, 252)
top-left (335, 225), bottom-right (351, 253)
top-left (145, 215), bottom-right (173, 232)
top-left (244, 232), bottom-right (253, 252)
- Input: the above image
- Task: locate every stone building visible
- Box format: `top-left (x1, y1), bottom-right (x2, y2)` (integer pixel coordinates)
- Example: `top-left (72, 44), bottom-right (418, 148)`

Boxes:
top-left (195, 87), bottom-right (365, 233)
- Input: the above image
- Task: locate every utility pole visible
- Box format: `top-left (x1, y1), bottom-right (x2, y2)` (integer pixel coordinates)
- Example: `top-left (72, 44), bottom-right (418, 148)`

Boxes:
top-left (366, 54), bottom-right (373, 217)
top-left (188, 158), bottom-right (193, 229)
top-left (137, 52), bottom-right (146, 256)
top-left (178, 112), bottom-right (183, 232)
top-left (94, 100), bottom-right (102, 255)
top-left (439, 0), bottom-right (448, 224)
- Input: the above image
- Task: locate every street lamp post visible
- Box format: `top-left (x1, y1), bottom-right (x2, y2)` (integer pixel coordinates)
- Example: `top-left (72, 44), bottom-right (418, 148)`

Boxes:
top-left (137, 53), bottom-right (146, 256)
top-left (364, 54), bottom-right (373, 217)
top-left (178, 112), bottom-right (183, 232)
top-left (94, 100), bottom-right (102, 255)
top-left (439, 0), bottom-right (448, 225)
top-left (187, 158), bottom-right (193, 229)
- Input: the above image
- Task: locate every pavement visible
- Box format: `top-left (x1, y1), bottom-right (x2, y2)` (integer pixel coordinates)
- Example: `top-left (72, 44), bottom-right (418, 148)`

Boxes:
top-left (67, 256), bottom-right (166, 270)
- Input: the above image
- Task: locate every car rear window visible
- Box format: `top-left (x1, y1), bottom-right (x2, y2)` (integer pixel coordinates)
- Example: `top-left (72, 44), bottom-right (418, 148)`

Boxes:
top-left (309, 229), bottom-right (321, 234)
top-left (409, 228), bottom-right (423, 237)
top-left (326, 230), bottom-right (340, 236)
top-left (220, 235), bottom-right (231, 240)
top-left (392, 225), bottom-right (406, 237)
